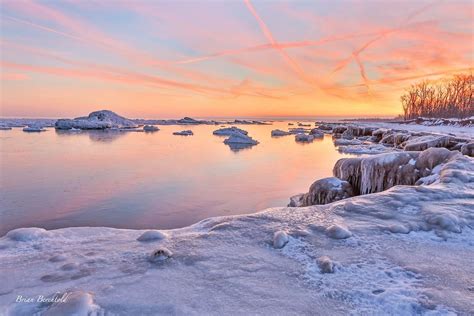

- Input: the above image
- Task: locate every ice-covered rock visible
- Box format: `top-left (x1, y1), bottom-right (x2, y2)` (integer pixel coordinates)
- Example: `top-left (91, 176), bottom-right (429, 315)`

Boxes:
top-left (326, 224), bottom-right (352, 239)
top-left (332, 126), bottom-right (348, 134)
top-left (213, 127), bottom-right (248, 136)
top-left (271, 129), bottom-right (291, 137)
top-left (137, 230), bottom-right (167, 242)
top-left (55, 110), bottom-right (138, 130)
top-left (316, 124), bottom-right (333, 131)
top-left (288, 194), bottom-right (304, 207)
top-left (223, 133), bottom-right (258, 145)
top-left (0, 126), bottom-right (12, 130)
top-left (288, 127), bottom-right (308, 134)
top-left (337, 144), bottom-right (393, 155)
top-left (334, 152), bottom-right (419, 195)
top-left (298, 177), bottom-right (354, 206)
top-left (295, 133), bottom-right (314, 142)
top-left (273, 231), bottom-right (289, 249)
top-left (461, 141), bottom-right (474, 157)
top-left (403, 135), bottom-right (451, 151)
top-left (309, 129), bottom-right (324, 138)
top-left (298, 122), bottom-right (311, 127)
top-left (23, 125), bottom-right (46, 132)
top-left (6, 227), bottom-right (49, 241)
top-left (173, 130), bottom-right (194, 136)
top-left (143, 125), bottom-right (159, 132)
top-left (317, 256), bottom-right (335, 273)
top-left (149, 248), bottom-right (173, 262)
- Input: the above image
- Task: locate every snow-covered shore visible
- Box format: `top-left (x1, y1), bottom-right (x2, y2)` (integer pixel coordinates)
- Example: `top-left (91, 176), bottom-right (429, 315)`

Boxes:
top-left (1, 121), bottom-right (473, 315)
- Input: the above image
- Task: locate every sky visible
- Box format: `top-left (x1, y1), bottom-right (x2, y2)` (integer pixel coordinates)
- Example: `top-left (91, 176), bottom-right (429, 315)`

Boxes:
top-left (0, 0), bottom-right (473, 119)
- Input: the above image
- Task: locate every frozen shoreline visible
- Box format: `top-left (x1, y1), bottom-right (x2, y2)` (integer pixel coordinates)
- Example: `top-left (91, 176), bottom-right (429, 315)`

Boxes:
top-left (0, 122), bottom-right (473, 315)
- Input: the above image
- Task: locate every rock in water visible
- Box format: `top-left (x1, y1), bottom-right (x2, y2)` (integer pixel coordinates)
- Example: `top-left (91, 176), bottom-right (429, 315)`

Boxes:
top-left (317, 256), bottom-right (335, 273)
top-left (273, 231), bottom-right (289, 249)
top-left (143, 125), bottom-right (159, 132)
top-left (173, 130), bottom-right (193, 136)
top-left (223, 133), bottom-right (258, 145)
top-left (271, 129), bottom-right (291, 137)
top-left (299, 177), bottom-right (354, 206)
top-left (403, 135), bottom-right (451, 151)
top-left (55, 110), bottom-right (138, 130)
top-left (461, 141), bottom-right (474, 157)
top-left (213, 127), bottom-right (248, 136)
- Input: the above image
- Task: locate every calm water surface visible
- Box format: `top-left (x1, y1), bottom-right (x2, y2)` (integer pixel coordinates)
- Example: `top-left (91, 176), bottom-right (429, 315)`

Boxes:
top-left (0, 122), bottom-right (354, 235)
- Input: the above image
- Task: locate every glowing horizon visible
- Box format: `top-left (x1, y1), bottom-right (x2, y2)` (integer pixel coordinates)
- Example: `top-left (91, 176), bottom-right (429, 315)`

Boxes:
top-left (1, 0), bottom-right (473, 118)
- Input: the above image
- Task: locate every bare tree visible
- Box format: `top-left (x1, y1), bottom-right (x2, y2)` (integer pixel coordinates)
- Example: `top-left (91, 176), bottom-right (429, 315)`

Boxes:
top-left (400, 73), bottom-right (473, 119)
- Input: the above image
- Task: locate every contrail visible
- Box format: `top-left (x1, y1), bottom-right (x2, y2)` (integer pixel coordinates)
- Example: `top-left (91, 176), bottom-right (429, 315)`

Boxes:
top-left (243, 0), bottom-right (313, 85)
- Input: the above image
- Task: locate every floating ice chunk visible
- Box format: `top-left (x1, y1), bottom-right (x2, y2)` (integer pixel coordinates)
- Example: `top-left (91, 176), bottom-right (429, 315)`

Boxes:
top-left (149, 248), bottom-right (173, 262)
top-left (0, 126), bottom-right (12, 130)
top-left (295, 133), bottom-right (314, 142)
top-left (23, 125), bottom-right (46, 132)
top-left (137, 230), bottom-right (167, 242)
top-left (326, 224), bottom-right (352, 239)
top-left (173, 130), bottom-right (193, 136)
top-left (213, 127), bottom-right (248, 136)
top-left (273, 231), bottom-right (289, 249)
top-left (143, 125), bottom-right (159, 132)
top-left (317, 256), bottom-right (335, 273)
top-left (271, 129), bottom-right (291, 137)
top-left (309, 129), bottom-right (324, 138)
top-left (55, 110), bottom-right (138, 130)
top-left (6, 227), bottom-right (49, 241)
top-left (298, 177), bottom-right (354, 206)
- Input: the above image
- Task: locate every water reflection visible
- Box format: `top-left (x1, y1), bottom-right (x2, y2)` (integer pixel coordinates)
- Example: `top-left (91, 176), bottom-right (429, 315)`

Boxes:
top-left (226, 143), bottom-right (257, 152)
top-left (1, 123), bottom-right (356, 235)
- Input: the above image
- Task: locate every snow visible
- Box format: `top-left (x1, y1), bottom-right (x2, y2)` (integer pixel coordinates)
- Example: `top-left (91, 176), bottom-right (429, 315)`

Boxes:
top-left (22, 126), bottom-right (47, 132)
top-left (5, 228), bottom-right (50, 242)
top-left (296, 177), bottom-right (354, 206)
top-left (404, 135), bottom-right (451, 151)
top-left (325, 224), bottom-right (352, 239)
top-left (316, 256), bottom-right (335, 273)
top-left (1, 150), bottom-right (473, 314)
top-left (173, 130), bottom-right (193, 136)
top-left (213, 127), bottom-right (248, 136)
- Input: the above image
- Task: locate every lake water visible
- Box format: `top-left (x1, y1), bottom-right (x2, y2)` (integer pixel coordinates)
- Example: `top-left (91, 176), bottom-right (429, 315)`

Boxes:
top-left (0, 122), bottom-right (355, 235)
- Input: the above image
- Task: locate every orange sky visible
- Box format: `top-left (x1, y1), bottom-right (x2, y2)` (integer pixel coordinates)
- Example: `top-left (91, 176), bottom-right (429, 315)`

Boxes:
top-left (1, 0), bottom-right (473, 118)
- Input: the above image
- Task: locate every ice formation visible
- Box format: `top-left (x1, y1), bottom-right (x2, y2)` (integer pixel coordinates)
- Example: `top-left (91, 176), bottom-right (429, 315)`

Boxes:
top-left (223, 133), bottom-right (258, 145)
top-left (461, 141), bottom-right (474, 157)
top-left (403, 135), bottom-right (451, 151)
top-left (137, 230), bottom-right (167, 242)
top-left (273, 231), bottom-right (289, 249)
top-left (22, 125), bottom-right (47, 132)
top-left (55, 110), bottom-right (138, 130)
top-left (316, 256), bottom-right (335, 273)
top-left (173, 130), bottom-right (194, 136)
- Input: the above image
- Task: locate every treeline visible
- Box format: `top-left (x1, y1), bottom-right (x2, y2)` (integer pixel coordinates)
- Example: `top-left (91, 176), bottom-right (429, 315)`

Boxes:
top-left (400, 73), bottom-right (473, 120)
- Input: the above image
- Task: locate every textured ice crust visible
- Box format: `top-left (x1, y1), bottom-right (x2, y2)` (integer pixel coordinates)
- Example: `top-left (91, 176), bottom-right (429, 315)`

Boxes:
top-left (1, 151), bottom-right (473, 315)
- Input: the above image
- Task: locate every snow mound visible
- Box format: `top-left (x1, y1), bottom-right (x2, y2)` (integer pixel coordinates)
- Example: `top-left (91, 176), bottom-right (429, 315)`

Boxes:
top-left (173, 130), bottom-right (193, 136)
top-left (213, 127), bottom-right (248, 136)
top-left (273, 231), bottom-right (289, 249)
top-left (137, 230), bottom-right (167, 242)
top-left (271, 129), bottom-right (291, 137)
top-left (55, 110), bottom-right (138, 130)
top-left (325, 224), bottom-right (352, 239)
top-left (297, 177), bottom-right (354, 206)
top-left (143, 125), bottom-right (159, 132)
top-left (43, 291), bottom-right (100, 316)
top-left (6, 227), bottom-right (49, 241)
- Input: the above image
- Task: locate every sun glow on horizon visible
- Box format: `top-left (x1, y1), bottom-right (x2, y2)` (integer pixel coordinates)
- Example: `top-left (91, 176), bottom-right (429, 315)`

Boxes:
top-left (1, 0), bottom-right (472, 118)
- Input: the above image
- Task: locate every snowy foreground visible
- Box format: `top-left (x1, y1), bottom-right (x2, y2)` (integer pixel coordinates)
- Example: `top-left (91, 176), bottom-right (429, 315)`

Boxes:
top-left (1, 148), bottom-right (474, 315)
